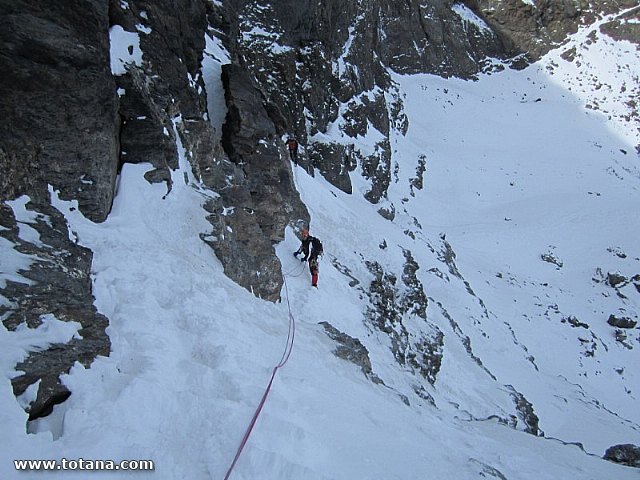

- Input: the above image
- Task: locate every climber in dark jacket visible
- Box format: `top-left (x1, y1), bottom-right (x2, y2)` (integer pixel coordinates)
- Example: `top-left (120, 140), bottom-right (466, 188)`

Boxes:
top-left (293, 229), bottom-right (323, 287)
top-left (285, 137), bottom-right (299, 165)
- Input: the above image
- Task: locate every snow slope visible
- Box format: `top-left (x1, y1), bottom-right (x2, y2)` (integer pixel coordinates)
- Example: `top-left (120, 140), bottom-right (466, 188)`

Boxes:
top-left (1, 10), bottom-right (639, 480)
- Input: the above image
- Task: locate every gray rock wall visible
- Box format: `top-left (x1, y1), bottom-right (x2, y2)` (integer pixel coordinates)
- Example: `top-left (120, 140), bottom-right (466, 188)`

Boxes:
top-left (465, 0), bottom-right (640, 63)
top-left (0, 0), bottom-right (119, 222)
top-left (0, 0), bottom-right (310, 421)
top-left (216, 0), bottom-right (506, 208)
top-left (0, 0), bottom-right (119, 421)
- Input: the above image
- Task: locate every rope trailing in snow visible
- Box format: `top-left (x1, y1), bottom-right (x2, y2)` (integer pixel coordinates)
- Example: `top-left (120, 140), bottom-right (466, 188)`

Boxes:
top-left (282, 261), bottom-right (306, 278)
top-left (223, 274), bottom-right (296, 480)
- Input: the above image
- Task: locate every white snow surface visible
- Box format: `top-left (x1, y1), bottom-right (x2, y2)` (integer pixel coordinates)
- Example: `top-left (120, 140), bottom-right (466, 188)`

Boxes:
top-left (109, 25), bottom-right (143, 76)
top-left (1, 14), bottom-right (640, 480)
top-left (6, 196), bottom-right (46, 247)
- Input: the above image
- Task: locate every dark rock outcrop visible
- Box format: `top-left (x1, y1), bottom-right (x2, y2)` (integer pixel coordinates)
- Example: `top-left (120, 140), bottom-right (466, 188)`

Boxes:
top-left (112, 1), bottom-right (310, 301)
top-left (0, 0), bottom-right (119, 222)
top-left (0, 0), bottom-right (121, 421)
top-left (608, 314), bottom-right (638, 329)
top-left (199, 62), bottom-right (309, 301)
top-left (0, 198), bottom-right (110, 420)
top-left (213, 0), bottom-right (638, 225)
top-left (215, 0), bottom-right (505, 207)
top-left (600, 6), bottom-right (640, 46)
top-left (562, 315), bottom-right (589, 329)
top-left (109, 0), bottom-right (212, 187)
top-left (0, 0), bottom-right (311, 421)
top-left (0, 0), bottom-right (221, 421)
top-left (320, 321), bottom-right (382, 384)
top-left (607, 272), bottom-right (627, 288)
top-left (365, 253), bottom-right (443, 385)
top-left (466, 0), bottom-right (639, 63)
top-left (541, 251), bottom-right (563, 269)
top-left (508, 386), bottom-right (541, 436)
top-left (604, 443), bottom-right (640, 468)
top-left (615, 329), bottom-right (633, 350)
top-left (376, 0), bottom-right (506, 76)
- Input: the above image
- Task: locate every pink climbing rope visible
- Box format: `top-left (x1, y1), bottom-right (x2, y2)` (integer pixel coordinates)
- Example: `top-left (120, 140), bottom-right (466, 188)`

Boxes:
top-left (223, 274), bottom-right (296, 480)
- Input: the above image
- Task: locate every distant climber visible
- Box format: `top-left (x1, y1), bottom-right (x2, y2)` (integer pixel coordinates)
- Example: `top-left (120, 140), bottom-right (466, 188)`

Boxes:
top-left (285, 137), bottom-right (299, 165)
top-left (293, 229), bottom-right (323, 287)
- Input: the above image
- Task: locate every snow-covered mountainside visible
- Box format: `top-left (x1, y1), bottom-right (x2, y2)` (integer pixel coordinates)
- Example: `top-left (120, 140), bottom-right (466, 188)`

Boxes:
top-left (1, 1), bottom-right (640, 479)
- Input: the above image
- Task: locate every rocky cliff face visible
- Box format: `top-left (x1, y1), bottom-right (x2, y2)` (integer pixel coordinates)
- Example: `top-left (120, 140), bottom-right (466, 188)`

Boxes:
top-left (466, 0), bottom-right (639, 62)
top-left (0, 0), bottom-right (306, 421)
top-left (0, 0), bottom-right (119, 222)
top-left (215, 0), bottom-right (509, 207)
top-left (1, 0), bottom-right (635, 431)
top-left (1, 0), bottom-right (119, 421)
top-left (216, 0), bottom-right (639, 215)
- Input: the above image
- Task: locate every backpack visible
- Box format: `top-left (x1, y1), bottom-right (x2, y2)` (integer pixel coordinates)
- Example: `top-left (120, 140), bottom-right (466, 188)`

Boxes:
top-left (312, 237), bottom-right (323, 256)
